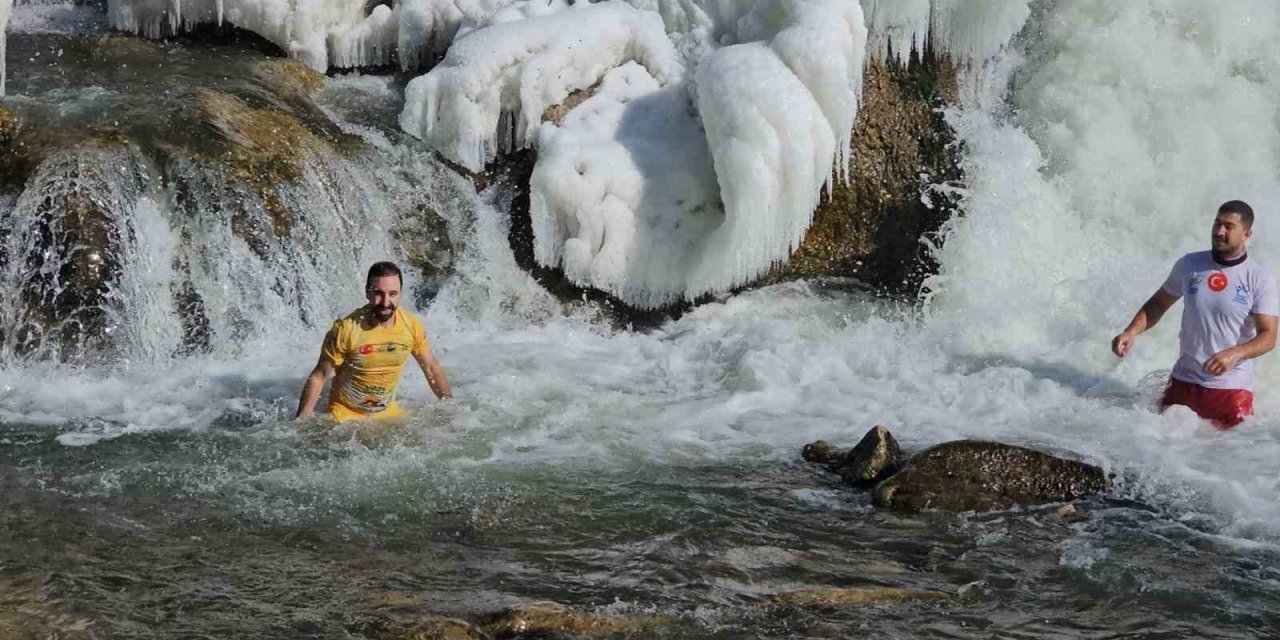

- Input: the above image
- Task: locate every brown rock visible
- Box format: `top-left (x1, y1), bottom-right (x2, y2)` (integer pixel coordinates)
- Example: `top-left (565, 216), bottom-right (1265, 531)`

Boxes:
top-left (483, 602), bottom-right (672, 639)
top-left (253, 58), bottom-right (327, 96)
top-left (763, 50), bottom-right (962, 296)
top-left (873, 441), bottom-right (1110, 513)
top-left (802, 439), bottom-right (842, 465)
top-left (839, 425), bottom-right (903, 488)
top-left (770, 586), bottom-right (949, 607)
top-left (0, 573), bottom-right (97, 640)
top-left (393, 616), bottom-right (489, 640)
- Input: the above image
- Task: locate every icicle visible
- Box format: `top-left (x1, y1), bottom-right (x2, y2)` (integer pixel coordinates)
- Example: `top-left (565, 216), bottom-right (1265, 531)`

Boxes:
top-left (0, 0), bottom-right (10, 96)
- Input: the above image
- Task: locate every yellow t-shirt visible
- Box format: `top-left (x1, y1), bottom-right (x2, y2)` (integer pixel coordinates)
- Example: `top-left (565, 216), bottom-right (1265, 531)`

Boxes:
top-left (321, 306), bottom-right (430, 422)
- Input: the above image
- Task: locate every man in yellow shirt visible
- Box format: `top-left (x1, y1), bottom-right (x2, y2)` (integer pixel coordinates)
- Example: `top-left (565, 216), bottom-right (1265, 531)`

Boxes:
top-left (295, 262), bottom-right (452, 422)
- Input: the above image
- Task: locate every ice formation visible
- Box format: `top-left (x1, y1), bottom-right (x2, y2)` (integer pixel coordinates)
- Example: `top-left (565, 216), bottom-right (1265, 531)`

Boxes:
top-left (102, 0), bottom-right (1033, 306)
top-left (529, 63), bottom-right (719, 305)
top-left (400, 1), bottom-right (681, 173)
top-left (393, 0), bottom-right (1034, 306)
top-left (0, 0), bottom-right (11, 95)
top-left (861, 0), bottom-right (1030, 63)
top-left (106, 0), bottom-right (533, 72)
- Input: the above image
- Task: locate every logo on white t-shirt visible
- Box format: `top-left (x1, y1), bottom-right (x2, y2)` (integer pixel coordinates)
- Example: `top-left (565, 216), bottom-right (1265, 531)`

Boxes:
top-left (1208, 271), bottom-right (1227, 292)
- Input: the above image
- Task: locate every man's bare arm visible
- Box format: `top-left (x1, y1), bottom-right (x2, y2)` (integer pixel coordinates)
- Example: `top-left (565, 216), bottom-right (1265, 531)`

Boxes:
top-left (414, 349), bottom-right (453, 400)
top-left (1112, 288), bottom-right (1180, 357)
top-left (296, 357), bottom-right (336, 418)
top-left (1204, 314), bottom-right (1279, 376)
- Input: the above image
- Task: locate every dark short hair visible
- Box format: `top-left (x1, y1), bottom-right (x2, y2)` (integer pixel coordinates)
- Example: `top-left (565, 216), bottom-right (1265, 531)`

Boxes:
top-left (366, 261), bottom-right (403, 290)
top-left (1218, 200), bottom-right (1255, 229)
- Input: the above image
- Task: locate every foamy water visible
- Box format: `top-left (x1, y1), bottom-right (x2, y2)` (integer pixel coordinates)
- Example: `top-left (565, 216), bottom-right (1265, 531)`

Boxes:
top-left (4, 1), bottom-right (1280, 636)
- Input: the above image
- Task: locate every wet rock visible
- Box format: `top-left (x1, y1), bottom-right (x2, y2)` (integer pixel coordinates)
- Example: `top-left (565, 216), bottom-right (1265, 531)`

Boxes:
top-left (801, 439), bottom-right (842, 465)
top-left (482, 602), bottom-right (673, 639)
top-left (839, 425), bottom-right (904, 488)
top-left (193, 88), bottom-right (338, 239)
top-left (0, 104), bottom-right (18, 146)
top-left (0, 573), bottom-right (97, 639)
top-left (1046, 503), bottom-right (1079, 522)
top-left (763, 51), bottom-right (962, 295)
top-left (1, 31), bottom-right (459, 359)
top-left (770, 586), bottom-right (949, 607)
top-left (801, 426), bottom-right (902, 488)
top-left (954, 580), bottom-right (989, 603)
top-left (391, 616), bottom-right (489, 640)
top-left (252, 58), bottom-right (327, 96)
top-left (873, 440), bottom-right (1110, 513)
top-left (0, 145), bottom-right (151, 360)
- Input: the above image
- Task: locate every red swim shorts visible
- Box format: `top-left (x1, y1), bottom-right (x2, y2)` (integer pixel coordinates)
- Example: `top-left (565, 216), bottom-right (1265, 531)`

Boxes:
top-left (1159, 378), bottom-right (1252, 429)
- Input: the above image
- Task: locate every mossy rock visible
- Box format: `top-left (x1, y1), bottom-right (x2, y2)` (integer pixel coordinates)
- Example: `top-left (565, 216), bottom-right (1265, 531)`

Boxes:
top-left (873, 440), bottom-right (1110, 513)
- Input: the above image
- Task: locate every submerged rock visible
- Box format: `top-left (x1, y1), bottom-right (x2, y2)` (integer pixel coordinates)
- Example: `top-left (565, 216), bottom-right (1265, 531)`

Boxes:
top-left (390, 616), bottom-right (488, 640)
top-left (0, 573), bottom-right (97, 640)
top-left (873, 440), bottom-right (1110, 513)
top-left (482, 602), bottom-right (673, 639)
top-left (770, 586), bottom-right (949, 607)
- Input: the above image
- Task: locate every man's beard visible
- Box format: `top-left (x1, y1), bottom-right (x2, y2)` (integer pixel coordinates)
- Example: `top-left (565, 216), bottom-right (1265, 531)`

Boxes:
top-left (372, 304), bottom-right (396, 321)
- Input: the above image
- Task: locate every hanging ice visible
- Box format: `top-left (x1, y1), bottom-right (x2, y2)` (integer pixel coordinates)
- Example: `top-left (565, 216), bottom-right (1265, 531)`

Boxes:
top-left (399, 1), bottom-right (682, 173)
top-left (400, 0), bottom-right (1032, 307)
top-left (520, 0), bottom-right (864, 306)
top-left (395, 0), bottom-right (526, 72)
top-left (859, 0), bottom-right (1031, 63)
top-left (0, 0), bottom-right (12, 95)
top-left (530, 64), bottom-right (720, 308)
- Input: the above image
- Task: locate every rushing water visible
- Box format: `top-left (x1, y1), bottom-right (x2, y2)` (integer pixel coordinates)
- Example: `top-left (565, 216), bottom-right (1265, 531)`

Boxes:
top-left (5, 1), bottom-right (1280, 638)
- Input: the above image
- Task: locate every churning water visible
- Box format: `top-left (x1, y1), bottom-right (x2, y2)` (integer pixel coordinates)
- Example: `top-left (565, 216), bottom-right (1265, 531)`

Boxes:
top-left (4, 1), bottom-right (1280, 638)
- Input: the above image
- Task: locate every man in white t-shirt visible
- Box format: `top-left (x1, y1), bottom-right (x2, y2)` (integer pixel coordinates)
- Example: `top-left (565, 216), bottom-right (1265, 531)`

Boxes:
top-left (1112, 200), bottom-right (1279, 428)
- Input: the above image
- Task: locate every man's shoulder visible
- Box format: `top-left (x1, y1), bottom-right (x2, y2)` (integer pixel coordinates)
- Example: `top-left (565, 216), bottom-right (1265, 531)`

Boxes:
top-left (1243, 257), bottom-right (1278, 285)
top-left (1177, 250), bottom-right (1212, 265)
top-left (331, 307), bottom-right (373, 332)
top-left (396, 307), bottom-right (425, 330)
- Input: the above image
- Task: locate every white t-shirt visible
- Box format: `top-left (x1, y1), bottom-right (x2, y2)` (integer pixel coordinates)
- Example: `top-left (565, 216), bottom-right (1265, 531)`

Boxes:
top-left (1162, 251), bottom-right (1280, 390)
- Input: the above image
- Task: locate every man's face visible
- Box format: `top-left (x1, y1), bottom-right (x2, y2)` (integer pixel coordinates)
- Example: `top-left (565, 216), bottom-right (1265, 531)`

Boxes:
top-left (366, 274), bottom-right (401, 322)
top-left (1211, 212), bottom-right (1252, 257)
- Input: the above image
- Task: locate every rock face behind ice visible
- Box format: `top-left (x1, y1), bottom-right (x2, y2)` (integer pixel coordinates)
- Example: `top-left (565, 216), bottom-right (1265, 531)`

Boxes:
top-left (760, 54), bottom-right (963, 297)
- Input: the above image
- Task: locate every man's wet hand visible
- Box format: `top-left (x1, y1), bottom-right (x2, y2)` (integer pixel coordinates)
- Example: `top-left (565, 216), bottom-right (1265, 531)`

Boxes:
top-left (1112, 332), bottom-right (1136, 357)
top-left (1204, 348), bottom-right (1242, 376)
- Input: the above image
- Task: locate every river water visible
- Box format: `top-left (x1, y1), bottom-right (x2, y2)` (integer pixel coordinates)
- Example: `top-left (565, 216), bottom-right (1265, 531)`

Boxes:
top-left (3, 1), bottom-right (1280, 638)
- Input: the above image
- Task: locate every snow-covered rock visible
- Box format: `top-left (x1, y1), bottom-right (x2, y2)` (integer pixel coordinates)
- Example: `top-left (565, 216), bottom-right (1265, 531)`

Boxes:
top-left (397, 0), bottom-right (1030, 308)
top-left (400, 1), bottom-right (682, 173)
